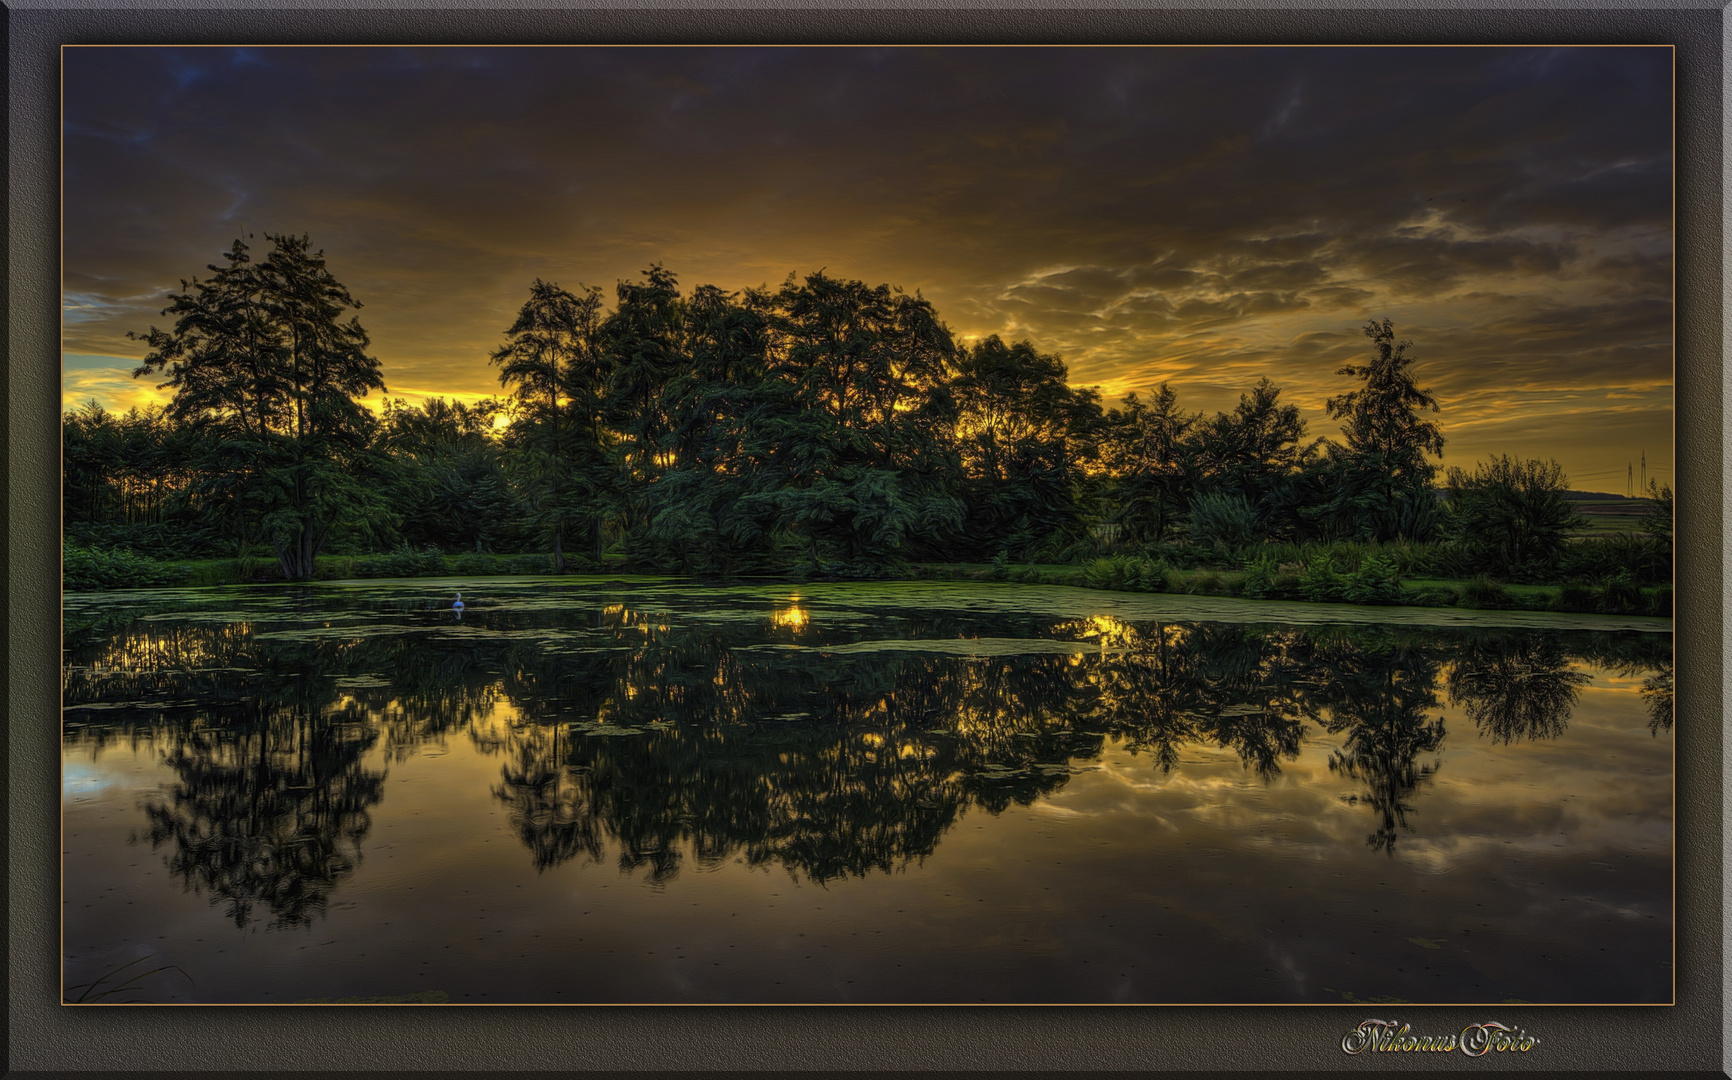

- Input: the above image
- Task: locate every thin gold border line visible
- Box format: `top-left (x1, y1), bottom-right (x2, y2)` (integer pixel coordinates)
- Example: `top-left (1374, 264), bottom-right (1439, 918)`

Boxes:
top-left (54, 38), bottom-right (1676, 1010)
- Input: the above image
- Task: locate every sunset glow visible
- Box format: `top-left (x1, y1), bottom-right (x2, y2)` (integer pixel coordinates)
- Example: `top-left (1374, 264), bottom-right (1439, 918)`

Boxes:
top-left (63, 45), bottom-right (1672, 491)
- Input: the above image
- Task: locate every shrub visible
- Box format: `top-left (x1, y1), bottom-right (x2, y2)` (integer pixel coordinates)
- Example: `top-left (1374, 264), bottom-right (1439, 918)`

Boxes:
top-left (1298, 555), bottom-right (1349, 602)
top-left (1241, 555), bottom-right (1278, 599)
top-left (314, 555), bottom-right (358, 581)
top-left (1082, 556), bottom-right (1126, 590)
top-left (354, 544), bottom-right (448, 579)
top-left (1443, 455), bottom-right (1580, 580)
top-left (63, 544), bottom-right (188, 590)
top-left (1188, 570), bottom-right (1227, 595)
top-left (1597, 577), bottom-right (1644, 615)
top-left (1384, 539), bottom-right (1441, 578)
top-left (1187, 491), bottom-right (1262, 551)
top-left (1560, 534), bottom-right (1671, 586)
top-left (1459, 574), bottom-right (1513, 609)
top-left (1552, 581), bottom-right (1598, 614)
top-left (1133, 557), bottom-right (1171, 592)
top-left (451, 551), bottom-right (496, 576)
top-left (1079, 554), bottom-right (1170, 592)
top-left (1344, 553), bottom-right (1401, 605)
top-left (1650, 585), bottom-right (1673, 617)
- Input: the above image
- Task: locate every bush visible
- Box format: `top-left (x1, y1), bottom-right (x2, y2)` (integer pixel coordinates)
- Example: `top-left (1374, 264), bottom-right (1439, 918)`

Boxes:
top-left (1241, 555), bottom-right (1278, 599)
top-left (1082, 556), bottom-right (1127, 590)
top-left (1459, 574), bottom-right (1513, 609)
top-left (314, 555), bottom-right (358, 581)
top-left (63, 544), bottom-right (188, 590)
top-left (1081, 555), bottom-right (1170, 592)
top-left (1383, 539), bottom-right (1441, 578)
top-left (1133, 557), bottom-right (1171, 592)
top-left (1187, 569), bottom-right (1228, 595)
top-left (1401, 585), bottom-right (1458, 607)
top-left (1597, 577), bottom-right (1644, 615)
top-left (1560, 534), bottom-right (1671, 586)
top-left (1187, 491), bottom-right (1262, 550)
top-left (1443, 455), bottom-right (1580, 580)
top-left (1344, 553), bottom-right (1401, 605)
top-left (1650, 585), bottom-right (1672, 617)
top-left (451, 551), bottom-right (497, 576)
top-left (1552, 581), bottom-right (1598, 614)
top-left (354, 544), bottom-right (448, 579)
top-left (1298, 555), bottom-right (1349, 602)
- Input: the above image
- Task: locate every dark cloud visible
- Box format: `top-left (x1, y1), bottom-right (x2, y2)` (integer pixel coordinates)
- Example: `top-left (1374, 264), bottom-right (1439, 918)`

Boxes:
top-left (63, 45), bottom-right (1672, 487)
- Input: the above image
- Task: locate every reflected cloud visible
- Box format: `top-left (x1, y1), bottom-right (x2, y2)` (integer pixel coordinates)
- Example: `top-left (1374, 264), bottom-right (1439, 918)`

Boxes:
top-left (62, 583), bottom-right (1672, 917)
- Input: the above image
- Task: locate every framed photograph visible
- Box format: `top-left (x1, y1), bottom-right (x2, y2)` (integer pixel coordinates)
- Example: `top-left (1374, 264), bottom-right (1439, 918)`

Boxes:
top-left (15, 7), bottom-right (1723, 1076)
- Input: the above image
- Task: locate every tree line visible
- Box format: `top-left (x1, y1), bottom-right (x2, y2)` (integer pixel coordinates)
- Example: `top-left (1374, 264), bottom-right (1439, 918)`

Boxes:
top-left (64, 232), bottom-right (1672, 584)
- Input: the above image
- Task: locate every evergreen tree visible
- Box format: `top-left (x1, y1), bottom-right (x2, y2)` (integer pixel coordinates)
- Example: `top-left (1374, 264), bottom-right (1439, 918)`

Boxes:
top-left (131, 234), bottom-right (386, 578)
top-left (491, 278), bottom-right (607, 569)
top-left (1319, 318), bottom-right (1445, 541)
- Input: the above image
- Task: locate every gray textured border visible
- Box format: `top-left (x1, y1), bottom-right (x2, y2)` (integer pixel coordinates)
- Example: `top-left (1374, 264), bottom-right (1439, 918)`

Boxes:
top-left (7, 5), bottom-right (1723, 1075)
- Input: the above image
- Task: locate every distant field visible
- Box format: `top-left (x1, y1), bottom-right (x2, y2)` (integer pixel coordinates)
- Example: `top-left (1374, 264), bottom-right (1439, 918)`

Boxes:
top-left (1569, 496), bottom-right (1649, 536)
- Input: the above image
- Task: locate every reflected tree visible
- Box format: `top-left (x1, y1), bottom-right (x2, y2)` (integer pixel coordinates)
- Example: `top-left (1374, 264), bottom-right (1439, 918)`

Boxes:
top-left (140, 698), bottom-right (385, 929)
top-left (1445, 632), bottom-right (1591, 744)
top-left (1307, 628), bottom-right (1447, 855)
top-left (65, 587), bottom-right (1665, 903)
top-left (1641, 659), bottom-right (1673, 736)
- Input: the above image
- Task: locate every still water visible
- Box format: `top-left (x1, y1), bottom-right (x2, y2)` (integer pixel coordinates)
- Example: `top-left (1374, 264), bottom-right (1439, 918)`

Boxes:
top-left (61, 578), bottom-right (1673, 1004)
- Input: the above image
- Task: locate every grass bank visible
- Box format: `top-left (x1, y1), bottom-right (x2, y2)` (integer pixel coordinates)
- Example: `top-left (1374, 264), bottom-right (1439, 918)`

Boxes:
top-left (911, 560), bottom-right (1671, 619)
top-left (60, 543), bottom-right (1672, 620)
top-left (62, 543), bottom-right (610, 591)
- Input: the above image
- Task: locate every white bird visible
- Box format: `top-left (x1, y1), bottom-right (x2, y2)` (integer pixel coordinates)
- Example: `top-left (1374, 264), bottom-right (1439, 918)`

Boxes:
top-left (452, 592), bottom-right (465, 612)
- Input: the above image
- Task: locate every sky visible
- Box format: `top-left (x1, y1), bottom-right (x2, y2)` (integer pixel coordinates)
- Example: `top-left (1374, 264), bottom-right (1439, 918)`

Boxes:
top-left (62, 45), bottom-right (1674, 493)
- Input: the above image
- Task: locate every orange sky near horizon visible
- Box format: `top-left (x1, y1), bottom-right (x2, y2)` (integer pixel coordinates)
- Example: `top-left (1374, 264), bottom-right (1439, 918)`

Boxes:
top-left (62, 45), bottom-right (1675, 494)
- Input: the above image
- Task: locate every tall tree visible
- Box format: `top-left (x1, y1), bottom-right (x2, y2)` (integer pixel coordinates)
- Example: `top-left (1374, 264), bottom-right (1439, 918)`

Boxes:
top-left (132, 234), bottom-right (386, 579)
top-left (1319, 318), bottom-right (1445, 541)
top-left (764, 272), bottom-right (967, 573)
top-left (378, 396), bottom-right (522, 553)
top-left (1104, 383), bottom-right (1197, 544)
top-left (491, 278), bottom-right (606, 569)
top-left (951, 335), bottom-right (1100, 558)
top-left (1189, 377), bottom-right (1311, 541)
top-left (257, 234), bottom-right (387, 577)
top-left (601, 265), bottom-right (686, 547)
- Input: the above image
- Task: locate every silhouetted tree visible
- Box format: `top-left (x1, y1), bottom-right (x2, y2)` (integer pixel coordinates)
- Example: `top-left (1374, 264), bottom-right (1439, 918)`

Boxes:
top-left (131, 234), bottom-right (387, 578)
top-left (1313, 319), bottom-right (1445, 541)
top-left (1444, 455), bottom-right (1582, 580)
top-left (492, 278), bottom-right (608, 569)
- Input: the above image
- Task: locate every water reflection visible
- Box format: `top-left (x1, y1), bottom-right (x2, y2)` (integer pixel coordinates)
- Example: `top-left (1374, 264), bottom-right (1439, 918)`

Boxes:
top-left (1446, 632), bottom-right (1591, 745)
top-left (1641, 659), bottom-right (1673, 736)
top-left (142, 702), bottom-right (384, 928)
top-left (63, 589), bottom-right (1672, 927)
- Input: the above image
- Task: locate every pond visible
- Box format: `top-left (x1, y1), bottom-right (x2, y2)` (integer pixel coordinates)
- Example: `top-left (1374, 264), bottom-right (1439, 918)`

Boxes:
top-left (61, 578), bottom-right (1674, 1005)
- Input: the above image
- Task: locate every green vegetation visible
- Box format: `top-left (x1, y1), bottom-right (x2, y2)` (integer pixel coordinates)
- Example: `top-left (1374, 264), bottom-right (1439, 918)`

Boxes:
top-left (66, 236), bottom-right (1671, 613)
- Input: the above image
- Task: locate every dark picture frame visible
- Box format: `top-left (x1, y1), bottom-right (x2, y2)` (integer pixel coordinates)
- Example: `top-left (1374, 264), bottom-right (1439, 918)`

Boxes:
top-left (9, 3), bottom-right (1721, 1075)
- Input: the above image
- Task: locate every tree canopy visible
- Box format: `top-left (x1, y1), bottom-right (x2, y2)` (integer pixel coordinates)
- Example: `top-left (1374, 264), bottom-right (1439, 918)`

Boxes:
top-left (76, 238), bottom-right (1656, 590)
